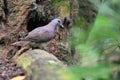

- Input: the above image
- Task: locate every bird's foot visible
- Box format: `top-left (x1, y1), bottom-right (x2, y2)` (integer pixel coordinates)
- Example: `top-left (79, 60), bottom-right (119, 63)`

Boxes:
top-left (12, 46), bottom-right (29, 59)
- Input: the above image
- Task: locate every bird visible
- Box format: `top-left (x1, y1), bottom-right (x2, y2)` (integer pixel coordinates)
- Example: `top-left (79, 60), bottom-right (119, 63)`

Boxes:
top-left (11, 18), bottom-right (64, 46)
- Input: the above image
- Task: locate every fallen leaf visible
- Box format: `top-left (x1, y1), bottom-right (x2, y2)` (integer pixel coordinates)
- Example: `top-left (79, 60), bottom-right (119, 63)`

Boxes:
top-left (10, 76), bottom-right (26, 80)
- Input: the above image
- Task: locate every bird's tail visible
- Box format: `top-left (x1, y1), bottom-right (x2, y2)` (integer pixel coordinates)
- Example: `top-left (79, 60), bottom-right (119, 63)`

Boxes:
top-left (11, 41), bottom-right (30, 46)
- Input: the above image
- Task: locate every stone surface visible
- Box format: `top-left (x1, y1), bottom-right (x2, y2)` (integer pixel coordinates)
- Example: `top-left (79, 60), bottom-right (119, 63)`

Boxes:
top-left (16, 49), bottom-right (74, 80)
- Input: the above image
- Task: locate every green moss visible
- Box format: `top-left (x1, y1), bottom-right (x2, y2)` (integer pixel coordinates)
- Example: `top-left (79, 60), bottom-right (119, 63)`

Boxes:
top-left (57, 68), bottom-right (75, 80)
top-left (50, 0), bottom-right (70, 17)
top-left (16, 53), bottom-right (32, 69)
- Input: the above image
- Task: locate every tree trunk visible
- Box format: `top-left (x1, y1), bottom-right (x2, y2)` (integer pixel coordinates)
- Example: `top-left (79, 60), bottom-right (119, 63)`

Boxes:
top-left (77, 0), bottom-right (99, 29)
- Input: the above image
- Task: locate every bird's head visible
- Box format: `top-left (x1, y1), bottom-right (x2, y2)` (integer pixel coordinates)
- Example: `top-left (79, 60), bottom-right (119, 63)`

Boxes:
top-left (51, 18), bottom-right (64, 28)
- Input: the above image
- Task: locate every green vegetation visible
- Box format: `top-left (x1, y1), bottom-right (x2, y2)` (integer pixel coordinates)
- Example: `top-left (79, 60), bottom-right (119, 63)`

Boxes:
top-left (69, 0), bottom-right (120, 80)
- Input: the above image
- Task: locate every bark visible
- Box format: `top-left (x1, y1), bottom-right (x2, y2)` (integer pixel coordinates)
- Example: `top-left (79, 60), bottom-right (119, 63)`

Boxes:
top-left (77, 0), bottom-right (99, 29)
top-left (0, 0), bottom-right (32, 59)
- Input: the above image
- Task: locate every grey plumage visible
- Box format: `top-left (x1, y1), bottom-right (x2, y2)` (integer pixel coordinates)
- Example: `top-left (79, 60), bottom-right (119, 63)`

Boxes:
top-left (11, 18), bottom-right (63, 46)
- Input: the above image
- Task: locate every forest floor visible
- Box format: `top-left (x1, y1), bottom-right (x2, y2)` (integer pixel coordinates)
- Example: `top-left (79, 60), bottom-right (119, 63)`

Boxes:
top-left (0, 59), bottom-right (25, 80)
top-left (0, 26), bottom-right (26, 80)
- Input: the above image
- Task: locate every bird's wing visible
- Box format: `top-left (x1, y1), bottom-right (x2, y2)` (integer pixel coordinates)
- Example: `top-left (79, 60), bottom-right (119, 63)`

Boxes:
top-left (24, 28), bottom-right (51, 42)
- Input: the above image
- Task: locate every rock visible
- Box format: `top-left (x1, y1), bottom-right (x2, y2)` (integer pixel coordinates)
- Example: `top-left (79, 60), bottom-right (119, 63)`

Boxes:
top-left (16, 49), bottom-right (74, 80)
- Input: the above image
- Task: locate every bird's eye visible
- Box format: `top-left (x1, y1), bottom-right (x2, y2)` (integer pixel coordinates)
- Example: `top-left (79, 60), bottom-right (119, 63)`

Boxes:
top-left (58, 20), bottom-right (60, 23)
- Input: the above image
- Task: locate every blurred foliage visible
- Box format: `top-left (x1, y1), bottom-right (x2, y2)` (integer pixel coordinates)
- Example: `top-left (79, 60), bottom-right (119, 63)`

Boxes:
top-left (69, 0), bottom-right (120, 80)
top-left (69, 64), bottom-right (112, 80)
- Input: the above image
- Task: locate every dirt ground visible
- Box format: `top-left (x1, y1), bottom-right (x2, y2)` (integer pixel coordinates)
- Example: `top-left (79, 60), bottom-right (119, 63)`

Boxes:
top-left (0, 25), bottom-right (26, 80)
top-left (0, 59), bottom-right (25, 80)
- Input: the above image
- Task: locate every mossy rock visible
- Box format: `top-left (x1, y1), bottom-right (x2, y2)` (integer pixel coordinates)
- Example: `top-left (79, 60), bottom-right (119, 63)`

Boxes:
top-left (16, 49), bottom-right (74, 80)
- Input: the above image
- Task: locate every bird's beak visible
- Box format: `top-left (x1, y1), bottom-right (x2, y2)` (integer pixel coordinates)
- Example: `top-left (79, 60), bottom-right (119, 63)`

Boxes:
top-left (60, 23), bottom-right (64, 28)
